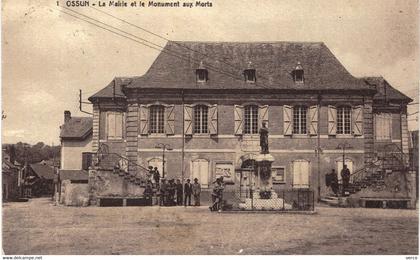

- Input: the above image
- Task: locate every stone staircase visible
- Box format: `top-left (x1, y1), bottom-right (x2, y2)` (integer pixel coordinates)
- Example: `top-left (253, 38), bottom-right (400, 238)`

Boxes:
top-left (321, 143), bottom-right (412, 208)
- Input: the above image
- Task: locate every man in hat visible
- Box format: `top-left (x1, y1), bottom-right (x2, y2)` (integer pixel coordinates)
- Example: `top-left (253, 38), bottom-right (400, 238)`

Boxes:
top-left (153, 167), bottom-right (160, 188)
top-left (192, 178), bottom-right (201, 206)
top-left (176, 179), bottom-right (183, 206)
top-left (184, 179), bottom-right (193, 206)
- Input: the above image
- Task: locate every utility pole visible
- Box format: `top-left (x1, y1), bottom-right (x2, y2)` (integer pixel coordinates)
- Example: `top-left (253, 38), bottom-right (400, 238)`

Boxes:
top-left (155, 143), bottom-right (173, 179)
top-left (181, 89), bottom-right (185, 195)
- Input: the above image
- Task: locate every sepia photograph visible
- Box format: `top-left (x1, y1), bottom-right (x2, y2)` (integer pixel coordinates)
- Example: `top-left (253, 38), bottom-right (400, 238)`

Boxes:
top-left (1, 0), bottom-right (419, 256)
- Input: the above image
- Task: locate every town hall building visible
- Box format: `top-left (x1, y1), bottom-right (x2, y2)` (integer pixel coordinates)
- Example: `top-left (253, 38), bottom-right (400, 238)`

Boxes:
top-left (87, 41), bottom-right (414, 206)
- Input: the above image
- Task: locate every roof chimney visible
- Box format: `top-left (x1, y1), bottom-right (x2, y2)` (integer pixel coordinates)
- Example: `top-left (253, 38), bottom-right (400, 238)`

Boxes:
top-left (64, 110), bottom-right (71, 123)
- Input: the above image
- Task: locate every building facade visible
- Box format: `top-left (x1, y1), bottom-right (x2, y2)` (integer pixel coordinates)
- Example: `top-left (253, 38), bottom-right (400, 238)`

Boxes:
top-left (88, 41), bottom-right (413, 203)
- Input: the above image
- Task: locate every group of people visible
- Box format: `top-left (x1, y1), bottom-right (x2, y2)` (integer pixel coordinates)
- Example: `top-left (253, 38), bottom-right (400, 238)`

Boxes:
top-left (145, 166), bottom-right (202, 206)
top-left (325, 164), bottom-right (351, 196)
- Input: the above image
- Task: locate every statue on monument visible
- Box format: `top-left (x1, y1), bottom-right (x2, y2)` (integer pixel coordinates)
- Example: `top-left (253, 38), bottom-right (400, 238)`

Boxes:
top-left (259, 122), bottom-right (269, 154)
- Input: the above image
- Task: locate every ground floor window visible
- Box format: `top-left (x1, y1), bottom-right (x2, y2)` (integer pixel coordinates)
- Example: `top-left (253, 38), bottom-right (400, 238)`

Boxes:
top-left (191, 159), bottom-right (209, 188)
top-left (375, 113), bottom-right (392, 140)
top-left (336, 159), bottom-right (353, 183)
top-left (292, 160), bottom-right (310, 188)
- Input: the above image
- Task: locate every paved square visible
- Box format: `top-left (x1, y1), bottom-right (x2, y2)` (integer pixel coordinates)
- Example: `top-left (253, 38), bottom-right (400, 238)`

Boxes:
top-left (2, 198), bottom-right (418, 254)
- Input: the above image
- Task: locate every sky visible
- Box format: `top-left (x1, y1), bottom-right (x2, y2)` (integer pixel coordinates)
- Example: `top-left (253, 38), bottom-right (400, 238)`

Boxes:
top-left (2, 0), bottom-right (419, 144)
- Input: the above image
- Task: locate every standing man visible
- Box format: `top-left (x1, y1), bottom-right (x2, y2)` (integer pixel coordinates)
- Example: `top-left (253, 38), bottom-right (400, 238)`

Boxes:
top-left (153, 167), bottom-right (160, 189)
top-left (330, 169), bottom-right (339, 196)
top-left (175, 179), bottom-right (183, 206)
top-left (341, 165), bottom-right (350, 196)
top-left (192, 178), bottom-right (201, 206)
top-left (159, 178), bottom-right (167, 206)
top-left (184, 179), bottom-right (193, 206)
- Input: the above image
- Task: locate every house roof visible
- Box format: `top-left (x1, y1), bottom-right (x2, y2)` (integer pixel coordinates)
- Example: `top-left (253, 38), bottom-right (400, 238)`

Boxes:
top-left (362, 77), bottom-right (413, 103)
top-left (59, 170), bottom-right (88, 181)
top-left (121, 41), bottom-right (373, 91)
top-left (2, 160), bottom-right (18, 172)
top-left (88, 77), bottom-right (132, 101)
top-left (60, 117), bottom-right (93, 140)
top-left (30, 163), bottom-right (56, 180)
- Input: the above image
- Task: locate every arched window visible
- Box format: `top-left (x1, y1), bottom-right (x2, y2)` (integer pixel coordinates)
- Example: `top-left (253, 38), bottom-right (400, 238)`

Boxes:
top-left (337, 106), bottom-right (351, 134)
top-left (148, 158), bottom-right (163, 176)
top-left (196, 61), bottom-right (208, 82)
top-left (292, 62), bottom-right (304, 83)
top-left (336, 158), bottom-right (353, 183)
top-left (194, 105), bottom-right (208, 134)
top-left (149, 105), bottom-right (164, 134)
top-left (244, 105), bottom-right (259, 134)
top-left (293, 106), bottom-right (307, 134)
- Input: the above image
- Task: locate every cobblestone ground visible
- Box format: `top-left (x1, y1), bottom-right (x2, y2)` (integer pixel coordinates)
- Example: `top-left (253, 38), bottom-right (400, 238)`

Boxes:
top-left (2, 198), bottom-right (418, 255)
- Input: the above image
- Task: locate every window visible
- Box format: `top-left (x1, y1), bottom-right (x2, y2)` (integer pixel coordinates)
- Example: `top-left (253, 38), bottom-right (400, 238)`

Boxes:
top-left (293, 62), bottom-right (304, 83)
top-left (194, 105), bottom-right (208, 134)
top-left (191, 159), bottom-right (209, 188)
top-left (272, 166), bottom-right (286, 184)
top-left (149, 105), bottom-right (164, 134)
top-left (244, 105), bottom-right (258, 134)
top-left (375, 113), bottom-right (392, 140)
top-left (107, 112), bottom-right (124, 139)
top-left (292, 160), bottom-right (310, 188)
top-left (244, 69), bottom-right (256, 83)
top-left (293, 106), bottom-right (307, 134)
top-left (337, 106), bottom-right (351, 134)
top-left (196, 69), bottom-right (208, 82)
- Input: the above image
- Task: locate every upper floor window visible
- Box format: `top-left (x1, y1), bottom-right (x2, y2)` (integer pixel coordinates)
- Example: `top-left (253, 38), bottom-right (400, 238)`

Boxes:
top-left (293, 106), bottom-right (307, 134)
top-left (194, 105), bottom-right (208, 134)
top-left (337, 106), bottom-right (351, 134)
top-left (244, 105), bottom-right (258, 134)
top-left (292, 62), bottom-right (304, 83)
top-left (149, 105), bottom-right (165, 134)
top-left (244, 61), bottom-right (256, 83)
top-left (375, 113), bottom-right (392, 140)
top-left (107, 111), bottom-right (124, 139)
top-left (196, 61), bottom-right (208, 82)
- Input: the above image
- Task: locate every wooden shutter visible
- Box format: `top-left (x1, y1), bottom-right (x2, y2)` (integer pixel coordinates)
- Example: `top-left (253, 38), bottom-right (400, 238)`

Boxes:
top-left (283, 105), bottom-right (293, 136)
top-left (208, 104), bottom-right (218, 135)
top-left (308, 105), bottom-right (318, 136)
top-left (165, 105), bottom-right (175, 135)
top-left (352, 105), bottom-right (363, 136)
top-left (99, 111), bottom-right (107, 140)
top-left (259, 105), bottom-right (269, 128)
top-left (234, 105), bottom-right (244, 135)
top-left (107, 112), bottom-right (116, 138)
top-left (328, 105), bottom-right (337, 136)
top-left (115, 113), bottom-right (123, 138)
top-left (184, 105), bottom-right (193, 135)
top-left (139, 105), bottom-right (149, 135)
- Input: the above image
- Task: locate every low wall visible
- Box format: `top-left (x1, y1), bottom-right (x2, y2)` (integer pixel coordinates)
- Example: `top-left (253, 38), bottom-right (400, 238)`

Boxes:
top-left (60, 180), bottom-right (89, 207)
top-left (88, 168), bottom-right (144, 206)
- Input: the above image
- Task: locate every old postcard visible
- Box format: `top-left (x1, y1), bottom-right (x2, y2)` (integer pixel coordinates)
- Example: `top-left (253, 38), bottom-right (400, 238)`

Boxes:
top-left (1, 0), bottom-right (419, 256)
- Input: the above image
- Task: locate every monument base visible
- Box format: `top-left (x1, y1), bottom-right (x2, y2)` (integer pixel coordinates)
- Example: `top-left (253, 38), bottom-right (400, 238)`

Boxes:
top-left (238, 190), bottom-right (293, 210)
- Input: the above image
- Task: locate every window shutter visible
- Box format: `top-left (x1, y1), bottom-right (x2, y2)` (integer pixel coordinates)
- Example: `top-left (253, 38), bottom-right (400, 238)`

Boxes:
top-left (165, 105), bottom-right (175, 135)
top-left (283, 105), bottom-right (293, 136)
top-left (308, 105), bottom-right (318, 136)
top-left (99, 111), bottom-right (106, 140)
top-left (115, 113), bottom-right (123, 138)
top-left (184, 105), bottom-right (193, 135)
top-left (259, 105), bottom-right (269, 128)
top-left (234, 105), bottom-right (244, 135)
top-left (208, 104), bottom-right (218, 135)
top-left (139, 105), bottom-right (149, 135)
top-left (352, 105), bottom-right (363, 136)
top-left (328, 105), bottom-right (337, 136)
top-left (107, 112), bottom-right (116, 138)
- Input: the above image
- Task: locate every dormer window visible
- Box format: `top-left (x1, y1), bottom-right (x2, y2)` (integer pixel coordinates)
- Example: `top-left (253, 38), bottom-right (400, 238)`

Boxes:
top-left (293, 62), bottom-right (304, 84)
top-left (244, 61), bottom-right (256, 83)
top-left (196, 61), bottom-right (208, 82)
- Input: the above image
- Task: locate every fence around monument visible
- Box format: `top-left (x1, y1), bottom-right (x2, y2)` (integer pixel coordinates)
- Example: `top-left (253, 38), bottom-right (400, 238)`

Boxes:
top-left (221, 185), bottom-right (315, 212)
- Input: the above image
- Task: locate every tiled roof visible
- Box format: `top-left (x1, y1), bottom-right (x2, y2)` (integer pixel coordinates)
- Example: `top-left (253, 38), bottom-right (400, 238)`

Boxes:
top-left (88, 77), bottom-right (132, 101)
top-left (60, 117), bottom-right (93, 140)
top-left (30, 163), bottom-right (56, 180)
top-left (123, 41), bottom-right (372, 91)
top-left (59, 170), bottom-right (88, 181)
top-left (362, 77), bottom-right (413, 103)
